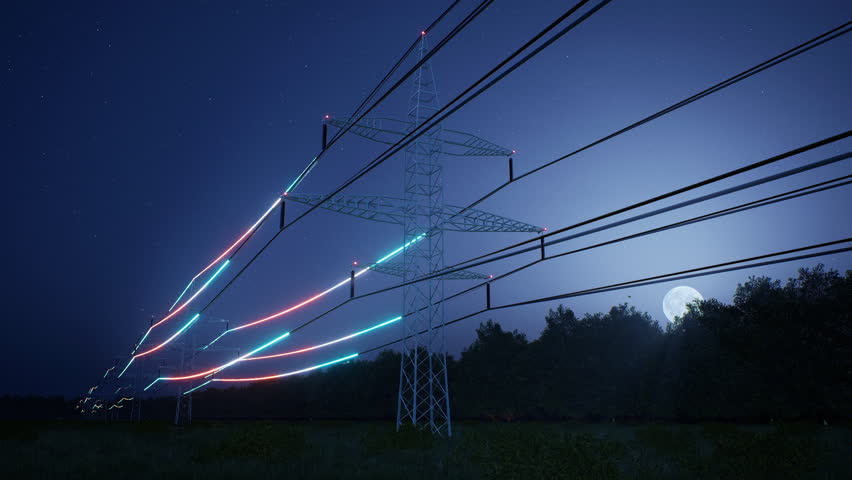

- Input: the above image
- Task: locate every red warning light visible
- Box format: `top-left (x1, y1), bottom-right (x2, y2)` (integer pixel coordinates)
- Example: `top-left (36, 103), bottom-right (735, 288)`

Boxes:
top-left (488, 274), bottom-right (494, 279)
top-left (511, 149), bottom-right (516, 154)
top-left (353, 261), bottom-right (358, 266)
top-left (543, 227), bottom-right (548, 232)
top-left (421, 30), bottom-right (426, 36)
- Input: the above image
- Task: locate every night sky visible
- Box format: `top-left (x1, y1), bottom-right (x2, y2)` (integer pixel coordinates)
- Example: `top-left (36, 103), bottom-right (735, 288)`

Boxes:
top-left (3, 0), bottom-right (851, 397)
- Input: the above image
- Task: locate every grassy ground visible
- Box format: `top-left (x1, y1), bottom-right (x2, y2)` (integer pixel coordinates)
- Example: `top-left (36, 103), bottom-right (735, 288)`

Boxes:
top-left (1, 420), bottom-right (850, 479)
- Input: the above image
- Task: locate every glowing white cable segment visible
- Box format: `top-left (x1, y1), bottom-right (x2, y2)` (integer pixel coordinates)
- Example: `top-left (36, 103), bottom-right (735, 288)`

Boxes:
top-left (245, 316), bottom-right (401, 361)
top-left (167, 198), bottom-right (282, 311)
top-left (213, 353), bottom-right (359, 382)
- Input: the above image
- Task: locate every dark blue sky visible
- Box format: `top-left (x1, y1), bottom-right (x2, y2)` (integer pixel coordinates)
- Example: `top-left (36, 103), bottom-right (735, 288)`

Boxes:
top-left (3, 0), bottom-right (850, 397)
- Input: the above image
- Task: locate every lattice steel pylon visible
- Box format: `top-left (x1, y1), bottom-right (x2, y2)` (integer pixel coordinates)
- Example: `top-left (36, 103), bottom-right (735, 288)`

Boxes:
top-left (289, 34), bottom-right (541, 436)
top-left (397, 34), bottom-right (450, 437)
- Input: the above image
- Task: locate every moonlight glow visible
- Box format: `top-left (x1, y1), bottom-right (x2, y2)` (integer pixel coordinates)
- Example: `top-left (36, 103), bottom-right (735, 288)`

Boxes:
top-left (662, 286), bottom-right (703, 323)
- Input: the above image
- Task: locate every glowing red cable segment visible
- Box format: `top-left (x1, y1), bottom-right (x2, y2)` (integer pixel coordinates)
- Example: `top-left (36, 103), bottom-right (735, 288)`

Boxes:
top-left (157, 365), bottom-right (221, 382)
top-left (229, 278), bottom-right (350, 331)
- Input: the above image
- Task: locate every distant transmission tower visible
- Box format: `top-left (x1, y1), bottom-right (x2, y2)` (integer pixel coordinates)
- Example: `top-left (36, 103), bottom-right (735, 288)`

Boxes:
top-left (286, 34), bottom-right (542, 436)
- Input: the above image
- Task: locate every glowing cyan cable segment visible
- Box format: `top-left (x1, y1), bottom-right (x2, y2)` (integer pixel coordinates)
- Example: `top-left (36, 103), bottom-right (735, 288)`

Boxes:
top-left (284, 156), bottom-right (319, 194)
top-left (199, 234), bottom-right (425, 350)
top-left (144, 331), bottom-right (293, 389)
top-left (167, 198), bottom-right (282, 311)
top-left (131, 330), bottom-right (151, 355)
top-left (183, 380), bottom-right (212, 395)
top-left (168, 281), bottom-right (196, 312)
top-left (102, 366), bottom-right (115, 378)
top-left (212, 353), bottom-right (358, 382)
top-left (245, 316), bottom-right (401, 361)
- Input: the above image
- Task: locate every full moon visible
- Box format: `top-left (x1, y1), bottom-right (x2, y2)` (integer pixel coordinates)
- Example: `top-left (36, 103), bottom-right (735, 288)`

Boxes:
top-left (662, 286), bottom-right (704, 323)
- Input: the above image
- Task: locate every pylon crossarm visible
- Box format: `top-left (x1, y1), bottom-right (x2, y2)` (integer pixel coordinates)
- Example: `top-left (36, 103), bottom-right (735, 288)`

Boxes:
top-left (329, 116), bottom-right (512, 157)
top-left (441, 205), bottom-right (542, 232)
top-left (285, 193), bottom-right (406, 225)
top-left (370, 261), bottom-right (489, 280)
top-left (285, 193), bottom-right (543, 233)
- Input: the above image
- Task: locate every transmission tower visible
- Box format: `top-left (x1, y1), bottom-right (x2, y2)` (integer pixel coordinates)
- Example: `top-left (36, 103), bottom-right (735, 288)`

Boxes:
top-left (286, 34), bottom-right (541, 436)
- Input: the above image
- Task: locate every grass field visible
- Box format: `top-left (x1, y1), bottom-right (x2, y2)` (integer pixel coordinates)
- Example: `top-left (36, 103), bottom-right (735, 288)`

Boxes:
top-left (2, 420), bottom-right (850, 479)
